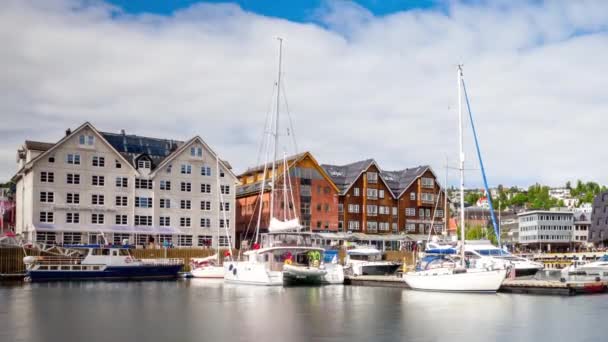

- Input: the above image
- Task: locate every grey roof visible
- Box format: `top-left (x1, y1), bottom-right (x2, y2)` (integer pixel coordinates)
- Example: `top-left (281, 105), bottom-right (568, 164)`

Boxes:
top-left (381, 165), bottom-right (430, 196)
top-left (321, 159), bottom-right (375, 194)
top-left (24, 140), bottom-right (54, 151)
top-left (100, 132), bottom-right (183, 170)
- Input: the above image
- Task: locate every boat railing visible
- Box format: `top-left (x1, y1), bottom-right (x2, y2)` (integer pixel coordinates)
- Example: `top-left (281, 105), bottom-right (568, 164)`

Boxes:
top-left (33, 256), bottom-right (85, 265)
top-left (139, 258), bottom-right (184, 266)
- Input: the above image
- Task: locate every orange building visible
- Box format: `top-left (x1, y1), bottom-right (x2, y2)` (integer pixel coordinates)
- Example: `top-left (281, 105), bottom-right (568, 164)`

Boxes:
top-left (235, 152), bottom-right (340, 245)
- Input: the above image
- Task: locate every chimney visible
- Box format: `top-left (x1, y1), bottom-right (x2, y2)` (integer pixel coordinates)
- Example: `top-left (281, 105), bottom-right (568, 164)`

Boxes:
top-left (65, 128), bottom-right (71, 136)
top-left (120, 129), bottom-right (126, 135)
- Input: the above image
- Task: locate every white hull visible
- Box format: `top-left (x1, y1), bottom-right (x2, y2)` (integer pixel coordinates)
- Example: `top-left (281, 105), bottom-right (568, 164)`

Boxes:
top-left (223, 261), bottom-right (283, 286)
top-left (403, 268), bottom-right (507, 292)
top-left (323, 263), bottom-right (345, 284)
top-left (190, 266), bottom-right (224, 279)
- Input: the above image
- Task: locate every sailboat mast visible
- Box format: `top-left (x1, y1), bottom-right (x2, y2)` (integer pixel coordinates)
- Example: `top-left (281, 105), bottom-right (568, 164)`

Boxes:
top-left (458, 65), bottom-right (466, 265)
top-left (282, 152), bottom-right (288, 220)
top-left (444, 156), bottom-right (448, 236)
top-left (269, 37), bottom-right (283, 221)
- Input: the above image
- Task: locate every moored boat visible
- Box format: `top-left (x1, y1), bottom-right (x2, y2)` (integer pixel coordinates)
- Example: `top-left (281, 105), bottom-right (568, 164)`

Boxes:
top-left (344, 248), bottom-right (401, 276)
top-left (23, 244), bottom-right (183, 282)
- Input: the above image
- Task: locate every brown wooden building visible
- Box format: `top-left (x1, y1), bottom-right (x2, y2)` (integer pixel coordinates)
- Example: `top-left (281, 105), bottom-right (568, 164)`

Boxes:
top-left (235, 152), bottom-right (340, 245)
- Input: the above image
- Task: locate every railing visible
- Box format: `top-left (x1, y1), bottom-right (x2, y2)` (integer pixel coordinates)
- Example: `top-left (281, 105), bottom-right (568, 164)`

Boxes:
top-left (139, 258), bottom-right (184, 266)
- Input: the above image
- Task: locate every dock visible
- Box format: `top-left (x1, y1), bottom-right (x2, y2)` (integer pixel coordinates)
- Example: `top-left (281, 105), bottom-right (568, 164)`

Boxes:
top-left (345, 275), bottom-right (608, 296)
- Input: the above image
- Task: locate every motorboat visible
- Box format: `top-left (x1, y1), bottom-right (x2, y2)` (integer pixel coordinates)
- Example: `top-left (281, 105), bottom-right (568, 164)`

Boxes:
top-left (190, 254), bottom-right (224, 279)
top-left (321, 250), bottom-right (345, 284)
top-left (561, 255), bottom-right (608, 278)
top-left (23, 244), bottom-right (183, 282)
top-left (344, 248), bottom-right (401, 276)
top-left (463, 241), bottom-right (544, 277)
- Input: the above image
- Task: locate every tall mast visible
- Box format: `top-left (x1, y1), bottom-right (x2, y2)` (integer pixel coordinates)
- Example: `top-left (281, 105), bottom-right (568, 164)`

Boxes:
top-left (269, 37), bottom-right (283, 221)
top-left (282, 152), bottom-right (288, 220)
top-left (444, 156), bottom-right (448, 236)
top-left (458, 65), bottom-right (466, 266)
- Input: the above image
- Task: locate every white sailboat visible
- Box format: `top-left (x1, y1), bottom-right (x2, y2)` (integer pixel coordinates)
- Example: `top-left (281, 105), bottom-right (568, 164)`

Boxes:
top-left (190, 157), bottom-right (230, 279)
top-left (403, 65), bottom-right (507, 292)
top-left (224, 38), bottom-right (333, 286)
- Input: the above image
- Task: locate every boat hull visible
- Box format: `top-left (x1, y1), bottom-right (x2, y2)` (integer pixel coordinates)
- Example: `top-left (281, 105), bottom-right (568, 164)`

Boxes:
top-left (190, 266), bottom-right (224, 279)
top-left (26, 265), bottom-right (182, 282)
top-left (403, 268), bottom-right (507, 293)
top-left (282, 264), bottom-right (326, 286)
top-left (514, 267), bottom-right (542, 277)
top-left (223, 261), bottom-right (283, 286)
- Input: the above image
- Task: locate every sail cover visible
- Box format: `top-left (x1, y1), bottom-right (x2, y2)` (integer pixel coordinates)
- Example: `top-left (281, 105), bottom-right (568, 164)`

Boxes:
top-left (268, 217), bottom-right (302, 232)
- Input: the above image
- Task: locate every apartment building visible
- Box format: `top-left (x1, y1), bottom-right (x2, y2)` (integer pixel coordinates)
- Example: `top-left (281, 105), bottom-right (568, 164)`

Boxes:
top-left (518, 210), bottom-right (574, 252)
top-left (13, 122), bottom-right (236, 248)
top-left (235, 152), bottom-right (339, 245)
top-left (321, 161), bottom-right (447, 236)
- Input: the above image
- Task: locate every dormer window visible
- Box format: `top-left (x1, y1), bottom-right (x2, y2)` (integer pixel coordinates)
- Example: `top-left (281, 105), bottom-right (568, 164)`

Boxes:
top-left (78, 134), bottom-right (94, 146)
top-left (137, 159), bottom-right (151, 169)
top-left (190, 147), bottom-right (203, 157)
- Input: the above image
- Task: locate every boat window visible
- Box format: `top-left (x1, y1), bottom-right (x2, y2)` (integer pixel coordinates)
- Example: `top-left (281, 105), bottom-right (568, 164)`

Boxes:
top-left (600, 255), bottom-right (608, 262)
top-left (39, 266), bottom-right (48, 270)
top-left (465, 251), bottom-right (481, 259)
top-left (50, 266), bottom-right (58, 270)
top-left (119, 249), bottom-right (130, 256)
top-left (112, 250), bottom-right (119, 256)
top-left (73, 266), bottom-right (81, 270)
top-left (102, 249), bottom-right (110, 256)
top-left (92, 266), bottom-right (100, 270)
top-left (60, 266), bottom-right (70, 270)
top-left (475, 249), bottom-right (509, 256)
top-left (92, 249), bottom-right (102, 256)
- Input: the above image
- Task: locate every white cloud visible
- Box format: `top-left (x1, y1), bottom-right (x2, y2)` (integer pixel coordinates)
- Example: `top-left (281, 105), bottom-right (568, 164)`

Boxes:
top-left (1, 0), bottom-right (608, 189)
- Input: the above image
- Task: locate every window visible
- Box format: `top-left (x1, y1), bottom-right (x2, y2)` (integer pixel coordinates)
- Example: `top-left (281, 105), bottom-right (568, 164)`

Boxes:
top-left (366, 205), bottom-right (378, 216)
top-left (201, 166), bottom-right (212, 176)
top-left (353, 187), bottom-right (360, 196)
top-left (324, 204), bottom-right (329, 212)
top-left (36, 232), bottom-right (56, 244)
top-left (66, 173), bottom-right (80, 184)
top-left (92, 194), bottom-right (105, 206)
top-left (201, 183), bottom-right (211, 193)
top-left (134, 215), bottom-right (152, 226)
top-left (159, 216), bottom-right (171, 226)
top-left (115, 196), bottom-right (128, 207)
top-left (79, 134), bottom-right (94, 146)
top-left (40, 192), bottom-right (54, 203)
top-left (78, 135), bottom-right (85, 144)
top-left (180, 217), bottom-right (191, 227)
top-left (200, 218), bottom-right (211, 228)
top-left (379, 222), bottom-right (390, 231)
top-left (92, 175), bottom-right (105, 186)
top-left (392, 223), bottom-right (398, 233)
top-left (66, 154), bottom-right (80, 165)
top-left (135, 179), bottom-right (153, 189)
top-left (379, 189), bottom-right (385, 199)
top-left (220, 185), bottom-right (230, 195)
top-left (425, 209), bottom-right (431, 217)
top-left (436, 209), bottom-right (444, 218)
top-left (220, 170), bottom-right (225, 178)
top-left (201, 201), bottom-right (211, 211)
top-left (198, 235), bottom-right (212, 247)
top-left (366, 221), bottom-right (378, 232)
top-left (406, 223), bottom-right (416, 232)
top-left (115, 160), bottom-right (122, 168)
top-left (392, 207), bottom-right (398, 216)
top-left (178, 235), bottom-right (193, 247)
top-left (366, 188), bottom-right (378, 199)
top-left (378, 206), bottom-right (389, 215)
top-left (180, 200), bottom-right (192, 210)
top-left (160, 180), bottom-right (171, 190)
top-left (219, 236), bottom-right (231, 247)
top-left (159, 198), bottom-right (171, 209)
top-left (137, 159), bottom-right (151, 169)
top-left (40, 171), bottom-right (54, 183)
top-left (219, 202), bottom-right (230, 212)
top-left (63, 232), bottom-right (82, 244)
top-left (421, 193), bottom-right (434, 203)
top-left (91, 213), bottom-right (105, 224)
top-left (219, 219), bottom-right (230, 228)
top-left (48, 156), bottom-right (55, 163)
top-left (66, 193), bottom-right (80, 204)
top-left (181, 164), bottom-right (192, 174)
top-left (367, 172), bottom-right (378, 183)
top-left (197, 147), bottom-right (202, 157)
top-left (159, 235), bottom-right (172, 244)
top-left (115, 215), bottom-right (128, 225)
top-left (92, 156), bottom-right (105, 167)
top-left (422, 177), bottom-right (434, 188)
top-left (316, 204), bottom-right (322, 212)
top-left (190, 147), bottom-right (196, 156)
top-left (115, 177), bottom-right (128, 188)
top-left (40, 211), bottom-right (54, 223)
top-left (348, 220), bottom-right (360, 231)
top-left (113, 234), bottom-right (129, 245)
top-left (166, 165), bottom-right (172, 174)
top-left (66, 212), bottom-right (80, 224)
top-left (410, 192), bottom-right (416, 200)
top-left (181, 182), bottom-right (192, 192)
top-left (348, 204), bottom-right (360, 213)
top-left (135, 197), bottom-right (152, 208)
top-left (338, 204), bottom-right (344, 213)
top-left (406, 208), bottom-right (416, 216)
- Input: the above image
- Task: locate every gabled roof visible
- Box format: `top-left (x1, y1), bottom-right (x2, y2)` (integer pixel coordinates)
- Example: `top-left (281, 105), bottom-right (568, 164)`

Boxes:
top-left (236, 151), bottom-right (339, 197)
top-left (381, 165), bottom-right (431, 198)
top-left (100, 131), bottom-right (183, 170)
top-left (321, 159), bottom-right (396, 197)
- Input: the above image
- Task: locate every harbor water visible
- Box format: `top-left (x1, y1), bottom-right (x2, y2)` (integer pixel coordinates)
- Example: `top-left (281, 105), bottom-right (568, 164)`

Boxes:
top-left (1, 280), bottom-right (607, 342)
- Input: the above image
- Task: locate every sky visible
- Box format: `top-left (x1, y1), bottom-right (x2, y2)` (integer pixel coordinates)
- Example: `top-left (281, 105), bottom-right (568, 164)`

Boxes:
top-left (2, 0), bottom-right (608, 189)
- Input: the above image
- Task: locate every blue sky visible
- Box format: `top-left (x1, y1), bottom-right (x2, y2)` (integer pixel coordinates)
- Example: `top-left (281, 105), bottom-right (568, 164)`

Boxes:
top-left (107, 0), bottom-right (439, 21)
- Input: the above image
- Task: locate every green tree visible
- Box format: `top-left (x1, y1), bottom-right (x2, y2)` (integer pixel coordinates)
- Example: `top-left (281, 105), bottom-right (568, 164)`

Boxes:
top-left (465, 192), bottom-right (481, 205)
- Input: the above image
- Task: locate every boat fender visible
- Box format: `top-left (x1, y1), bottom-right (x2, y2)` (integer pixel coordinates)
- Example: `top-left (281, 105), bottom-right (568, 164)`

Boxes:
top-left (312, 260), bottom-right (319, 267)
top-left (284, 259), bottom-right (293, 265)
top-left (233, 268), bottom-right (237, 276)
top-left (229, 264), bottom-right (233, 271)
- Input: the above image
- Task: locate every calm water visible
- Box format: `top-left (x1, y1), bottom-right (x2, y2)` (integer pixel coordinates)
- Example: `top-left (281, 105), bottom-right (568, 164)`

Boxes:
top-left (1, 280), bottom-right (607, 342)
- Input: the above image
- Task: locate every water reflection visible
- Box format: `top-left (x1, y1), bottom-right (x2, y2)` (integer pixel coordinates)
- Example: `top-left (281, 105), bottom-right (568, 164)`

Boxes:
top-left (1, 281), bottom-right (607, 342)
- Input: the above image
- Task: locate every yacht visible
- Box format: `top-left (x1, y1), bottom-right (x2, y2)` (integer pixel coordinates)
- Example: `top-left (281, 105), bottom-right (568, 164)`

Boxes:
top-left (23, 244), bottom-right (183, 282)
top-left (561, 255), bottom-right (608, 278)
top-left (402, 66), bottom-right (507, 292)
top-left (190, 254), bottom-right (224, 279)
top-left (463, 241), bottom-right (543, 277)
top-left (344, 248), bottom-right (401, 276)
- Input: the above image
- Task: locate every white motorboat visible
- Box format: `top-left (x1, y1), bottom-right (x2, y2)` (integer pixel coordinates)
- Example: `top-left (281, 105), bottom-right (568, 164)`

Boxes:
top-left (344, 248), bottom-right (401, 276)
top-left (561, 255), bottom-right (608, 278)
top-left (463, 241), bottom-right (544, 277)
top-left (402, 66), bottom-right (507, 292)
top-left (190, 254), bottom-right (224, 279)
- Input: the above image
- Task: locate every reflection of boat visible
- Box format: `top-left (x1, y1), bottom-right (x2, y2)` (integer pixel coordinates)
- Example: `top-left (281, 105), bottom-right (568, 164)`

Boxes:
top-left (402, 66), bottom-right (507, 292)
top-left (561, 255), bottom-right (608, 277)
top-left (344, 248), bottom-right (401, 276)
top-left (23, 245), bottom-right (183, 282)
top-left (190, 254), bottom-right (223, 279)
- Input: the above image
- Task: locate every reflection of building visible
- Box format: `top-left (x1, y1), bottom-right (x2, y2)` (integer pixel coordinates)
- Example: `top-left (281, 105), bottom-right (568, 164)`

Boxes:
top-left (235, 152), bottom-right (339, 245)
top-left (518, 210), bottom-right (574, 252)
top-left (13, 122), bottom-right (236, 247)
